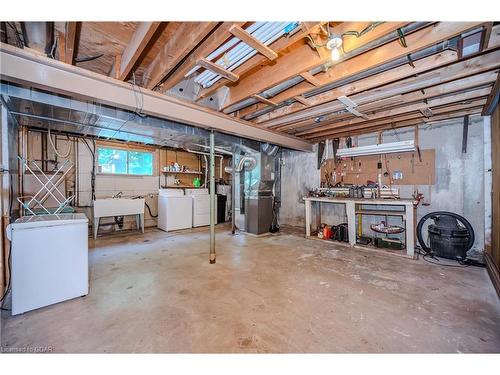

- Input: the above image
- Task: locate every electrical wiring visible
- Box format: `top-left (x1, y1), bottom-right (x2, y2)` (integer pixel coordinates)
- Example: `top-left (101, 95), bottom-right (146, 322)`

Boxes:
top-left (48, 128), bottom-right (73, 158)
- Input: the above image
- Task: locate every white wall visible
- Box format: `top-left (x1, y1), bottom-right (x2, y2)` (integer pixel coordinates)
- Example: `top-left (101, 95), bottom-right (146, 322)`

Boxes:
top-left (280, 116), bottom-right (487, 258)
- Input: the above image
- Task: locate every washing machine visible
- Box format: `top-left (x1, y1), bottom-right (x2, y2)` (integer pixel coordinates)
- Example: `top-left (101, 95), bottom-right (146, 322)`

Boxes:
top-left (184, 188), bottom-right (217, 227)
top-left (157, 188), bottom-right (193, 231)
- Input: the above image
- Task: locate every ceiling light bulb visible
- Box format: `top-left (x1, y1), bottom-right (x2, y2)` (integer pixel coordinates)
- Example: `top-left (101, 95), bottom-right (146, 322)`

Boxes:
top-left (331, 47), bottom-right (340, 61)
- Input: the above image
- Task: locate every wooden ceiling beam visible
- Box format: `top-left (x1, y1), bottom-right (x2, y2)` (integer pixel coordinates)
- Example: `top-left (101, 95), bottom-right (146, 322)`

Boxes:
top-left (265, 47), bottom-right (500, 130)
top-left (300, 88), bottom-right (491, 138)
top-left (229, 25), bottom-right (278, 61)
top-left (197, 57), bottom-right (239, 82)
top-left (482, 71), bottom-right (500, 115)
top-left (300, 71), bottom-right (322, 87)
top-left (252, 94), bottom-right (278, 107)
top-left (309, 106), bottom-right (484, 141)
top-left (277, 69), bottom-right (498, 133)
top-left (64, 22), bottom-right (78, 65)
top-left (159, 22), bottom-right (245, 91)
top-left (143, 22), bottom-right (219, 90)
top-left (194, 22), bottom-right (329, 101)
top-left (223, 21), bottom-right (412, 111)
top-left (250, 23), bottom-right (499, 122)
top-left (246, 51), bottom-right (457, 122)
top-left (306, 100), bottom-right (487, 139)
top-left (113, 22), bottom-right (161, 81)
top-left (294, 95), bottom-right (312, 106)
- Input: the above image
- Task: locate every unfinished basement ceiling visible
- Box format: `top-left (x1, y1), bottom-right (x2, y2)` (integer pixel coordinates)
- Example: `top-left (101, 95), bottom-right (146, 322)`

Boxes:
top-left (1, 21), bottom-right (499, 143)
top-left (0, 82), bottom-right (260, 153)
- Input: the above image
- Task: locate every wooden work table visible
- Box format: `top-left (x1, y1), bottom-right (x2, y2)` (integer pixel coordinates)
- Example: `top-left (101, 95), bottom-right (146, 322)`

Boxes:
top-left (303, 196), bottom-right (415, 257)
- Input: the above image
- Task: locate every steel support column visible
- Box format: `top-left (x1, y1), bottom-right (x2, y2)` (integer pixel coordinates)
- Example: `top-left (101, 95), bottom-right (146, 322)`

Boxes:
top-left (209, 130), bottom-right (216, 264)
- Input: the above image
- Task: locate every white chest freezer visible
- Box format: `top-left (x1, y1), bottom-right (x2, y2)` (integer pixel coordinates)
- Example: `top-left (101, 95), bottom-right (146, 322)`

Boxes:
top-left (6, 213), bottom-right (89, 315)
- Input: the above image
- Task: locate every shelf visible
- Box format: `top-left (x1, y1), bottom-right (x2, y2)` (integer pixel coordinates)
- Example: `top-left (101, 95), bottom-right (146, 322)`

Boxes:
top-left (355, 210), bottom-right (406, 217)
top-left (162, 185), bottom-right (197, 188)
top-left (162, 170), bottom-right (202, 175)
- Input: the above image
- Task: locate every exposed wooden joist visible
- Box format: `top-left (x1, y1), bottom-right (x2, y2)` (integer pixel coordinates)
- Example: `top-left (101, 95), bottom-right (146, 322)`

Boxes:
top-left (250, 23), bottom-right (499, 122)
top-left (307, 100), bottom-right (487, 140)
top-left (300, 72), bottom-right (322, 87)
top-left (197, 57), bottom-right (239, 82)
top-left (300, 88), bottom-right (491, 138)
top-left (248, 51), bottom-right (458, 122)
top-left (195, 22), bottom-right (329, 101)
top-left (160, 22), bottom-right (245, 91)
top-left (0, 43), bottom-right (313, 151)
top-left (277, 68), bottom-right (499, 133)
top-left (229, 25), bottom-right (278, 61)
top-left (482, 71), bottom-right (500, 115)
top-left (294, 95), bottom-right (312, 106)
top-left (113, 22), bottom-right (161, 81)
top-left (64, 22), bottom-right (78, 65)
top-left (252, 94), bottom-right (278, 107)
top-left (143, 22), bottom-right (219, 90)
top-left (266, 48), bottom-right (500, 130)
top-left (309, 106), bottom-right (484, 141)
top-left (224, 22), bottom-right (483, 112)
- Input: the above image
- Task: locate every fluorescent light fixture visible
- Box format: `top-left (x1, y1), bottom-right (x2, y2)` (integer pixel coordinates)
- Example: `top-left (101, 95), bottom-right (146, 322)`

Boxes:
top-left (336, 140), bottom-right (415, 158)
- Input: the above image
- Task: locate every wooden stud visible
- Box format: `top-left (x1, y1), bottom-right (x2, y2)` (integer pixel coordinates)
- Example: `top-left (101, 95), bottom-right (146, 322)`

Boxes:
top-left (114, 54), bottom-right (122, 80)
top-left (57, 32), bottom-right (66, 62)
top-left (300, 72), bottom-right (322, 87)
top-left (252, 94), bottom-right (278, 107)
top-left (294, 96), bottom-right (312, 106)
top-left (229, 25), bottom-right (278, 61)
top-left (113, 22), bottom-right (161, 81)
top-left (64, 22), bottom-right (78, 65)
top-left (197, 58), bottom-right (239, 82)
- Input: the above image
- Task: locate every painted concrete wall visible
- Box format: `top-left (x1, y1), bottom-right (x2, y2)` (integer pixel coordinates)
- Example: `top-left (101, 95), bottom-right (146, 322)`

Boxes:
top-left (281, 116), bottom-right (487, 256)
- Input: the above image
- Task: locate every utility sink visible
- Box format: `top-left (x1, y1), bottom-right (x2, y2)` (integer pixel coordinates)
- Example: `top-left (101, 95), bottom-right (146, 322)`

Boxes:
top-left (93, 198), bottom-right (145, 218)
top-left (92, 198), bottom-right (145, 239)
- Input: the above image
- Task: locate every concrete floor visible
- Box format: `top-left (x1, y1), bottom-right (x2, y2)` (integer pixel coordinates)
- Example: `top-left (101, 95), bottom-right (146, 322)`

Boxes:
top-left (1, 225), bottom-right (499, 353)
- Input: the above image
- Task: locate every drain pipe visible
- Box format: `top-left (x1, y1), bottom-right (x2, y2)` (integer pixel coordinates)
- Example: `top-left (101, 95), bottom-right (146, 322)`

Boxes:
top-left (209, 130), bottom-right (216, 264)
top-left (186, 148), bottom-right (225, 179)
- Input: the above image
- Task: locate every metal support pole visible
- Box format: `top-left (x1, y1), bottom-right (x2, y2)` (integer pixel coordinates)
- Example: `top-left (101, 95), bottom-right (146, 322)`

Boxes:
top-left (209, 130), bottom-right (216, 264)
top-left (231, 148), bottom-right (236, 235)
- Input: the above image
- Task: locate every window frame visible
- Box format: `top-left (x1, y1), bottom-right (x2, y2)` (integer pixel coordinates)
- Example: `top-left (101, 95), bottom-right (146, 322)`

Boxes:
top-left (96, 142), bottom-right (157, 177)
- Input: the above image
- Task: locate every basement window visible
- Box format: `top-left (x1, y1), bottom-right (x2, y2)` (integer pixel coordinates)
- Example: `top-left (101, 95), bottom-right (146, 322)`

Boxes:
top-left (97, 147), bottom-right (154, 176)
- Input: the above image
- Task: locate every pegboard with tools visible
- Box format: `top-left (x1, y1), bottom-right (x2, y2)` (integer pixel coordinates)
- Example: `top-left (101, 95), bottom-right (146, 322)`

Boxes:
top-left (321, 149), bottom-right (435, 186)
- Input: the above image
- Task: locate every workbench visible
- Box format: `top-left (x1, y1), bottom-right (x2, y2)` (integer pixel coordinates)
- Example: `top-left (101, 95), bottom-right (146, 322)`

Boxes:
top-left (303, 196), bottom-right (415, 257)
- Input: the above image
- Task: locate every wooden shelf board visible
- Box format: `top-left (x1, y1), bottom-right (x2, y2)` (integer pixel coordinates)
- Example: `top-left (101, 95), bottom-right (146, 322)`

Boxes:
top-left (162, 170), bottom-right (203, 175)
